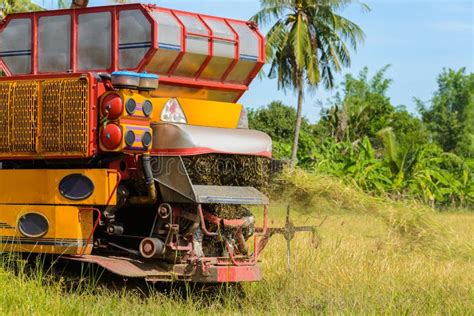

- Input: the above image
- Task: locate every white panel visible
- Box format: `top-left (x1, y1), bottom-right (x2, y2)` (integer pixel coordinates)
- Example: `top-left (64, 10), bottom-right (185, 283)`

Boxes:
top-left (230, 22), bottom-right (259, 60)
top-left (39, 15), bottom-right (71, 72)
top-left (176, 14), bottom-right (207, 35)
top-left (199, 18), bottom-right (235, 80)
top-left (205, 18), bottom-right (234, 58)
top-left (203, 18), bottom-right (233, 39)
top-left (151, 11), bottom-right (181, 50)
top-left (119, 9), bottom-right (152, 69)
top-left (0, 18), bottom-right (32, 74)
top-left (174, 13), bottom-right (208, 76)
top-left (78, 12), bottom-right (112, 70)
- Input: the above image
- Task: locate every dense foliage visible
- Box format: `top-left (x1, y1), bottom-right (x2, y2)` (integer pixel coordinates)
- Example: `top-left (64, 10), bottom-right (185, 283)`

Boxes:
top-left (0, 0), bottom-right (41, 19)
top-left (250, 67), bottom-right (474, 208)
top-left (417, 68), bottom-right (474, 158)
top-left (252, 0), bottom-right (367, 165)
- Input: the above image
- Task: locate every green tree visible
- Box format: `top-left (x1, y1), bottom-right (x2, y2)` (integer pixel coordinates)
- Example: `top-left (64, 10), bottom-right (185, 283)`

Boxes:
top-left (388, 106), bottom-right (428, 150)
top-left (320, 66), bottom-right (428, 149)
top-left (417, 68), bottom-right (474, 157)
top-left (0, 0), bottom-right (41, 18)
top-left (248, 101), bottom-right (317, 160)
top-left (252, 0), bottom-right (368, 167)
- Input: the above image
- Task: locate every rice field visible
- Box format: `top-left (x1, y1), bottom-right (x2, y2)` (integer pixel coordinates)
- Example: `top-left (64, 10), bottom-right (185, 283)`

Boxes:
top-left (0, 181), bottom-right (473, 315)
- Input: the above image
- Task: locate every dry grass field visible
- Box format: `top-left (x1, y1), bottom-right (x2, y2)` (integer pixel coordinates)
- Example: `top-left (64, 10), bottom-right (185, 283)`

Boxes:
top-left (1, 175), bottom-right (473, 315)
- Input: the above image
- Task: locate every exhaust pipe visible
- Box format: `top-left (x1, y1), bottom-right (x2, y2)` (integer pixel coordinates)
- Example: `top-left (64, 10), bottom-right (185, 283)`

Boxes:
top-left (129, 155), bottom-right (158, 205)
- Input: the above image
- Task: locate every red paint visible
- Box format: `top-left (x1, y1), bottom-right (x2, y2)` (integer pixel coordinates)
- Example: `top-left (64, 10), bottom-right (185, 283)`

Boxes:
top-left (0, 4), bottom-right (265, 102)
top-left (221, 19), bottom-right (240, 82)
top-left (150, 147), bottom-right (272, 159)
top-left (165, 9), bottom-right (186, 76)
top-left (216, 265), bottom-right (262, 282)
top-left (158, 76), bottom-right (247, 92)
top-left (100, 123), bottom-right (122, 150)
top-left (193, 15), bottom-right (212, 80)
top-left (101, 93), bottom-right (123, 119)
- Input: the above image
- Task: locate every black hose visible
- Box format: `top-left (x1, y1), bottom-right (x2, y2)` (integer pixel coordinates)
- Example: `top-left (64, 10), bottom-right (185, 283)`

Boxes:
top-left (128, 154), bottom-right (157, 205)
top-left (142, 154), bottom-right (154, 185)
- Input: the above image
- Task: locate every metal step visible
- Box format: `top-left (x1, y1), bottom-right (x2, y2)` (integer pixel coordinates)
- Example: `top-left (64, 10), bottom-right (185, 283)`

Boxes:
top-left (193, 185), bottom-right (269, 205)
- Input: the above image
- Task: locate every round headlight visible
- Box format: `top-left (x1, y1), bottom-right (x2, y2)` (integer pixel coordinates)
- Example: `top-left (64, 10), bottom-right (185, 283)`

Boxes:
top-left (142, 100), bottom-right (153, 117)
top-left (18, 213), bottom-right (49, 238)
top-left (124, 130), bottom-right (136, 146)
top-left (142, 131), bottom-right (152, 147)
top-left (125, 99), bottom-right (137, 115)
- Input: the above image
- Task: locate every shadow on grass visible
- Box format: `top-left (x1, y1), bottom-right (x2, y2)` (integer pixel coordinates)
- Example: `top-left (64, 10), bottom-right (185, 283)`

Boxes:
top-left (0, 252), bottom-right (245, 305)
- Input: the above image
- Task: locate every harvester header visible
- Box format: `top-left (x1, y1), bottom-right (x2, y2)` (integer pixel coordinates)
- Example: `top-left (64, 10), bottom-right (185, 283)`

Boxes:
top-left (0, 3), bottom-right (265, 102)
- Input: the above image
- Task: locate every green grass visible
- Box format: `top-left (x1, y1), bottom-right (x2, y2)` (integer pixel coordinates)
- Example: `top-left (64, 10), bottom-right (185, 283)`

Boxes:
top-left (1, 174), bottom-right (473, 315)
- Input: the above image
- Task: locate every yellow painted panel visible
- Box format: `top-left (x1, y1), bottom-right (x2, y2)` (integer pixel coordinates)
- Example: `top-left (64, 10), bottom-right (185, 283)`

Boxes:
top-left (0, 205), bottom-right (93, 255)
top-left (0, 169), bottom-right (117, 205)
top-left (101, 91), bottom-right (243, 128)
top-left (99, 122), bottom-right (152, 153)
top-left (148, 97), bottom-right (242, 128)
top-left (100, 89), bottom-right (151, 120)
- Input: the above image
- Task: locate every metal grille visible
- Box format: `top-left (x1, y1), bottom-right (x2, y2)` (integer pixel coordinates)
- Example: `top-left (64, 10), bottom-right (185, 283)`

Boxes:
top-left (0, 83), bottom-right (12, 152)
top-left (42, 78), bottom-right (89, 154)
top-left (0, 82), bottom-right (39, 153)
top-left (0, 76), bottom-right (90, 158)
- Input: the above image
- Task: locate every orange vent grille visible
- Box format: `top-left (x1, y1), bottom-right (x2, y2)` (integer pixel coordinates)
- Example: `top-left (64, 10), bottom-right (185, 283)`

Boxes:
top-left (0, 76), bottom-right (91, 158)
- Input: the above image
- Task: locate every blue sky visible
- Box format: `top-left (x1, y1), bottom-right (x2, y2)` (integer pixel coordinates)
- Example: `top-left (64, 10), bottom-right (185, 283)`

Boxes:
top-left (40, 0), bottom-right (474, 121)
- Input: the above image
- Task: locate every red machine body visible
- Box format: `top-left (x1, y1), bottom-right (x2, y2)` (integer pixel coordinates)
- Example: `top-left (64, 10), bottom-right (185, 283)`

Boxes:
top-left (0, 3), bottom-right (265, 103)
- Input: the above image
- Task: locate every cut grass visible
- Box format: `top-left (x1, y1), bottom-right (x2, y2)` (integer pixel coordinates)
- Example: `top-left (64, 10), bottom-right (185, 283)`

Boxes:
top-left (0, 172), bottom-right (473, 315)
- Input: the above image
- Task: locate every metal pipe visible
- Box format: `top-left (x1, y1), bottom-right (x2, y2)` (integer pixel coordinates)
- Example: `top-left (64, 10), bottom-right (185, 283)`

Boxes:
top-left (129, 155), bottom-right (158, 205)
top-left (197, 204), bottom-right (219, 237)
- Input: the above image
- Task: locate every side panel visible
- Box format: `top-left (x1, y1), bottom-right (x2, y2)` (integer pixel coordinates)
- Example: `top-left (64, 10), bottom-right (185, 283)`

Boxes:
top-left (0, 169), bottom-right (117, 205)
top-left (149, 97), bottom-right (243, 128)
top-left (0, 205), bottom-right (93, 255)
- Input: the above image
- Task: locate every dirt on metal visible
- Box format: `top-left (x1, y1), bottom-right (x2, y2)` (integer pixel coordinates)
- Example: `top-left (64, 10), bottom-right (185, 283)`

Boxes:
top-left (184, 154), bottom-right (271, 219)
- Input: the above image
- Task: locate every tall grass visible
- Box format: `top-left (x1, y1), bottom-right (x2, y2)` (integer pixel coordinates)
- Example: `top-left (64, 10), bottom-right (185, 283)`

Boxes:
top-left (0, 172), bottom-right (473, 314)
top-left (271, 168), bottom-right (474, 258)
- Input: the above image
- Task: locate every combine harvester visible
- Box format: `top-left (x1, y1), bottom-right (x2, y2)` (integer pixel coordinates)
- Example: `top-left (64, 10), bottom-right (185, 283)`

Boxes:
top-left (0, 3), bottom-right (312, 283)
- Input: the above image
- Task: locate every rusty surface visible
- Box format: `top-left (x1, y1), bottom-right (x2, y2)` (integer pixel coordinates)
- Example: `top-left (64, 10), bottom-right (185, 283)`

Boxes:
top-left (62, 254), bottom-right (262, 283)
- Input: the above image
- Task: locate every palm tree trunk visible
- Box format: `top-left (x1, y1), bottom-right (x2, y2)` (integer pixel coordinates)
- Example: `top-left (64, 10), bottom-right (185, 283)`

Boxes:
top-left (290, 76), bottom-right (304, 167)
top-left (71, 0), bottom-right (89, 9)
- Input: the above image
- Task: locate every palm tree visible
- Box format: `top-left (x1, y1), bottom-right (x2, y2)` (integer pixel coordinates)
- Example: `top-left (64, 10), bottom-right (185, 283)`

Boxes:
top-left (252, 0), bottom-right (368, 166)
top-left (0, 0), bottom-right (42, 19)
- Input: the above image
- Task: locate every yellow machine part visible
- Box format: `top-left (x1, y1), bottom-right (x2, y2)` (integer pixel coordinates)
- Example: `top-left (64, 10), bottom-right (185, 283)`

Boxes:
top-left (147, 96), bottom-right (243, 129)
top-left (105, 90), bottom-right (243, 128)
top-left (0, 205), bottom-right (93, 255)
top-left (100, 89), bottom-right (151, 120)
top-left (0, 76), bottom-right (91, 158)
top-left (99, 123), bottom-right (152, 153)
top-left (0, 169), bottom-right (117, 206)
